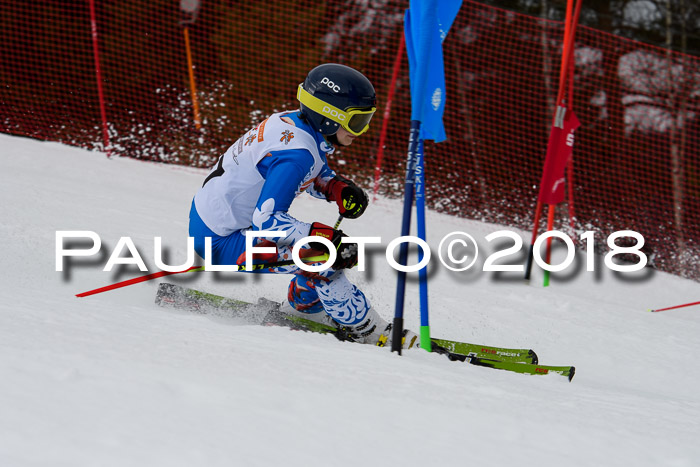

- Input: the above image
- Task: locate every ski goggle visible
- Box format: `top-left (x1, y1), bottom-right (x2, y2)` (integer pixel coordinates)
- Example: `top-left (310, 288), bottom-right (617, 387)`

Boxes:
top-left (297, 84), bottom-right (376, 136)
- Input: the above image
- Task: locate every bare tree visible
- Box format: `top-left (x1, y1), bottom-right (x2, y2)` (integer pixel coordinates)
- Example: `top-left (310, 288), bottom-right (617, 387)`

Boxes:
top-left (664, 0), bottom-right (692, 265)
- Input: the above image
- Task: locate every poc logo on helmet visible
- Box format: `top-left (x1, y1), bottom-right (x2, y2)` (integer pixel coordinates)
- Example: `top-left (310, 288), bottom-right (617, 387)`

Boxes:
top-left (322, 106), bottom-right (346, 121)
top-left (321, 77), bottom-right (341, 92)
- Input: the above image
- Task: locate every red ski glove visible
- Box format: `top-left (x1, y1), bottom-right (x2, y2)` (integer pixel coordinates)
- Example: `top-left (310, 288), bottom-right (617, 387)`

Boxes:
top-left (324, 175), bottom-right (369, 219)
top-left (308, 222), bottom-right (358, 269)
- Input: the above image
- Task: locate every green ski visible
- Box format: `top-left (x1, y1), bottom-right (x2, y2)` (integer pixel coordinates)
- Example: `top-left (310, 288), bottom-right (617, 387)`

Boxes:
top-left (469, 358), bottom-right (575, 381)
top-left (155, 283), bottom-right (574, 380)
top-left (430, 338), bottom-right (538, 364)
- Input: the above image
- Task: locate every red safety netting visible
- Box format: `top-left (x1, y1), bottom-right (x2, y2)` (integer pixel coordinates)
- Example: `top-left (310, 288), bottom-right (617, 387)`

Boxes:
top-left (1, 0), bottom-right (698, 279)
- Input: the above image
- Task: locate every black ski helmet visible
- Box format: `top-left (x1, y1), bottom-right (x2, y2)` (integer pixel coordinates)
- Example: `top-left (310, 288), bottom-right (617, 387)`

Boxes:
top-left (297, 63), bottom-right (376, 136)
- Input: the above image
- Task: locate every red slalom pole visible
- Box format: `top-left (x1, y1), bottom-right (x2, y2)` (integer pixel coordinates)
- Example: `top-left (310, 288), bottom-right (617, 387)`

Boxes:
top-left (650, 301), bottom-right (700, 313)
top-left (524, 201), bottom-right (543, 281)
top-left (76, 266), bottom-right (204, 297)
top-left (183, 26), bottom-right (202, 131)
top-left (543, 203), bottom-right (556, 287)
top-left (75, 254), bottom-right (330, 298)
top-left (88, 0), bottom-right (110, 157)
top-left (372, 34), bottom-right (405, 201)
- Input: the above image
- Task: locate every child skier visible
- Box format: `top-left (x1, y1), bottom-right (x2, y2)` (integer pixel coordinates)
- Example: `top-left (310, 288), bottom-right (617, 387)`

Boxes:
top-left (188, 63), bottom-right (418, 349)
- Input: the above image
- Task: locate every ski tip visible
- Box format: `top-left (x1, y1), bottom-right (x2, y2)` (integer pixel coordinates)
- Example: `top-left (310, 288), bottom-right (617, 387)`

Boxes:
top-left (648, 309), bottom-right (658, 313)
top-left (568, 366), bottom-right (576, 382)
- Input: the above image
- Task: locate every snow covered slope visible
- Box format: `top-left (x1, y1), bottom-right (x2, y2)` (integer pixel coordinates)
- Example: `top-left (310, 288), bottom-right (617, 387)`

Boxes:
top-left (1, 134), bottom-right (699, 467)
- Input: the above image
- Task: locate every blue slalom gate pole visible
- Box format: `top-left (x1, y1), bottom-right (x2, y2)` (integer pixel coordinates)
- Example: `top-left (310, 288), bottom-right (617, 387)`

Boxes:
top-left (414, 139), bottom-right (431, 351)
top-left (391, 120), bottom-right (422, 354)
top-left (394, 0), bottom-right (460, 354)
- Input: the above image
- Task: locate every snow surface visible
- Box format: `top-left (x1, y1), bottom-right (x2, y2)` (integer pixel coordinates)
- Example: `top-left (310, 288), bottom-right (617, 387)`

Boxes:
top-left (1, 133), bottom-right (699, 467)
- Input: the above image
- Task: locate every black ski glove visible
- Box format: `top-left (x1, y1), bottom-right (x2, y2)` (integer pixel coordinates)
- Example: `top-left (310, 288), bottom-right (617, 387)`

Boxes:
top-left (325, 175), bottom-right (369, 219)
top-left (308, 222), bottom-right (358, 269)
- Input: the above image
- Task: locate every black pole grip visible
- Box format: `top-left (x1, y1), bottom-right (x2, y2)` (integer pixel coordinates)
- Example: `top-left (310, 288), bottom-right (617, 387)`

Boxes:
top-left (391, 317), bottom-right (404, 355)
top-left (524, 244), bottom-right (535, 281)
